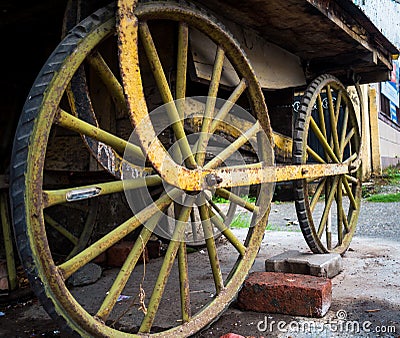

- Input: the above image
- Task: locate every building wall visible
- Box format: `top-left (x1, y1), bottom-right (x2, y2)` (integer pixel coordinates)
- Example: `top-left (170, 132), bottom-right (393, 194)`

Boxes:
top-left (354, 0), bottom-right (400, 49)
top-left (378, 119), bottom-right (400, 167)
top-left (367, 83), bottom-right (400, 170)
top-left (353, 1), bottom-right (400, 171)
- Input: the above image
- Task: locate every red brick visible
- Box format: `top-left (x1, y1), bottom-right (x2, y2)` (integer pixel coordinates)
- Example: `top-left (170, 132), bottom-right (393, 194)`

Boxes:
top-left (220, 334), bottom-right (245, 338)
top-left (107, 241), bottom-right (149, 267)
top-left (220, 334), bottom-right (260, 338)
top-left (92, 252), bottom-right (107, 265)
top-left (237, 272), bottom-right (331, 317)
top-left (146, 240), bottom-right (162, 258)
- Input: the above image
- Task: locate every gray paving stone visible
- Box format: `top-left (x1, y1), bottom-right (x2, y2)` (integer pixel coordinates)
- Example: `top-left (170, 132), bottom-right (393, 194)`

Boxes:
top-left (68, 262), bottom-right (102, 287)
top-left (265, 250), bottom-right (342, 278)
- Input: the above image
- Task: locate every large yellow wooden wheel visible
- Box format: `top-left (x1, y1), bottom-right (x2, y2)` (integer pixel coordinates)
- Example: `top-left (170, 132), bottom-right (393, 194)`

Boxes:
top-left (10, 1), bottom-right (274, 336)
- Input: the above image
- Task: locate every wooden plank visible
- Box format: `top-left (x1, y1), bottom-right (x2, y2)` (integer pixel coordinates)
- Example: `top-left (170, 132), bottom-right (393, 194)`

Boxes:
top-left (198, 0), bottom-right (395, 84)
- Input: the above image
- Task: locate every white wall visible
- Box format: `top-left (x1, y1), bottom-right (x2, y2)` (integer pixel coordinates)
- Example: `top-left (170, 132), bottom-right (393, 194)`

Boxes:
top-left (378, 119), bottom-right (400, 167)
top-left (353, 0), bottom-right (400, 49)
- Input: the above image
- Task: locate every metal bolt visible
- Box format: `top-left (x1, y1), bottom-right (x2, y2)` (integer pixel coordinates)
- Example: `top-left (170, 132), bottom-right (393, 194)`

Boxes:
top-left (206, 174), bottom-right (223, 187)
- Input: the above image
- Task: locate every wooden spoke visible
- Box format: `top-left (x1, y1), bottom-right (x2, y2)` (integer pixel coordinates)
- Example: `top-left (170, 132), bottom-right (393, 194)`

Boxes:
top-left (326, 209), bottom-right (332, 250)
top-left (326, 85), bottom-right (340, 157)
top-left (176, 21), bottom-right (189, 136)
top-left (339, 105), bottom-right (349, 156)
top-left (342, 127), bottom-right (356, 153)
top-left (335, 184), bottom-right (351, 234)
top-left (139, 200), bottom-right (193, 333)
top-left (44, 214), bottom-right (78, 245)
top-left (342, 176), bottom-right (358, 210)
top-left (139, 21), bottom-right (197, 168)
top-left (344, 152), bottom-right (358, 164)
top-left (200, 203), bottom-right (224, 294)
top-left (309, 117), bottom-right (339, 163)
top-left (58, 191), bottom-right (179, 279)
top-left (337, 176), bottom-right (343, 244)
top-left (215, 188), bottom-right (258, 213)
top-left (334, 91), bottom-right (343, 122)
top-left (96, 212), bottom-right (163, 321)
top-left (55, 109), bottom-right (145, 161)
top-left (138, 22), bottom-right (173, 105)
top-left (189, 209), bottom-right (199, 243)
top-left (178, 241), bottom-right (191, 322)
top-left (316, 93), bottom-right (330, 162)
top-left (307, 146), bottom-right (327, 164)
top-left (206, 198), bottom-right (227, 221)
top-left (210, 79), bottom-right (247, 133)
top-left (340, 203), bottom-right (351, 233)
top-left (205, 121), bottom-right (261, 169)
top-left (209, 208), bottom-right (246, 256)
top-left (207, 47), bottom-right (225, 100)
top-left (43, 176), bottom-right (161, 208)
top-left (196, 46), bottom-right (225, 166)
top-left (309, 178), bottom-right (326, 212)
top-left (316, 94), bottom-right (327, 138)
top-left (317, 176), bottom-right (339, 237)
top-left (188, 78), bottom-right (248, 164)
top-left (86, 51), bottom-right (126, 114)
top-left (345, 174), bottom-right (359, 184)
top-left (176, 22), bottom-right (189, 104)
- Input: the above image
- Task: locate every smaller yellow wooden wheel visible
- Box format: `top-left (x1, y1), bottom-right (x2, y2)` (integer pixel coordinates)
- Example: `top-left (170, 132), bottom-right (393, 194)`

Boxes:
top-left (10, 2), bottom-right (274, 337)
top-left (293, 74), bottom-right (362, 255)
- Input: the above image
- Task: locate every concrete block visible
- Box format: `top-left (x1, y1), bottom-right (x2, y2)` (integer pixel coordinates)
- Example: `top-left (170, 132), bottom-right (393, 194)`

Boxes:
top-left (265, 250), bottom-right (342, 278)
top-left (237, 272), bottom-right (331, 317)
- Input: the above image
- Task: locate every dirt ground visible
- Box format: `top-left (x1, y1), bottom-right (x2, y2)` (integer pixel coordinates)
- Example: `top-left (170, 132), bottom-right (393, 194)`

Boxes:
top-left (1, 228), bottom-right (399, 337)
top-left (194, 231), bottom-right (400, 338)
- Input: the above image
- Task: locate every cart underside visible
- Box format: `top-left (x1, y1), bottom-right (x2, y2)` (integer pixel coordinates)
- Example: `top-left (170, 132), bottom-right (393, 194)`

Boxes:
top-left (198, 0), bottom-right (397, 85)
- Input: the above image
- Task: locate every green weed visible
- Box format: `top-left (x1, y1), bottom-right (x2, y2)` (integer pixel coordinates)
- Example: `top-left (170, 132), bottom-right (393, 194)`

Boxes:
top-left (212, 196), bottom-right (229, 204)
top-left (212, 195), bottom-right (256, 204)
top-left (383, 166), bottom-right (400, 184)
top-left (230, 213), bottom-right (251, 228)
top-left (366, 192), bottom-right (400, 203)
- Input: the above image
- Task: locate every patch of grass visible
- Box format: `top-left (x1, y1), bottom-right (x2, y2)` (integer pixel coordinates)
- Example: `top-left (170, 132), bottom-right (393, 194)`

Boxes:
top-left (265, 223), bottom-right (301, 232)
top-left (383, 166), bottom-right (400, 184)
top-left (212, 195), bottom-right (229, 204)
top-left (265, 223), bottom-right (277, 231)
top-left (362, 185), bottom-right (372, 198)
top-left (366, 192), bottom-right (400, 203)
top-left (241, 195), bottom-right (256, 204)
top-left (230, 213), bottom-right (251, 228)
top-left (230, 217), bottom-right (302, 232)
top-left (212, 195), bottom-right (256, 204)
